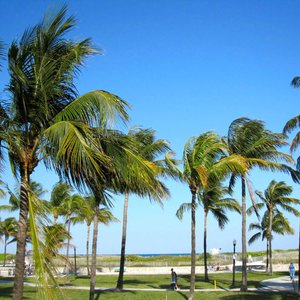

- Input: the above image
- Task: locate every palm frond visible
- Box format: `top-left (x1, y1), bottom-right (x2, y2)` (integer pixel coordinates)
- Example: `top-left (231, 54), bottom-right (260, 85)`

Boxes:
top-left (176, 202), bottom-right (192, 220)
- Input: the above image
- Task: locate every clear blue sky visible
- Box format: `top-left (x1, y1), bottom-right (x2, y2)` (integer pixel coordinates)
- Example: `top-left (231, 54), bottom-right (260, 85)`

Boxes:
top-left (1, 0), bottom-right (300, 256)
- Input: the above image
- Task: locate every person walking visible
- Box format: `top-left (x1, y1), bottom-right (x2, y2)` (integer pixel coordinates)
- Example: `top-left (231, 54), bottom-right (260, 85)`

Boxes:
top-left (171, 268), bottom-right (179, 290)
top-left (289, 262), bottom-right (295, 281)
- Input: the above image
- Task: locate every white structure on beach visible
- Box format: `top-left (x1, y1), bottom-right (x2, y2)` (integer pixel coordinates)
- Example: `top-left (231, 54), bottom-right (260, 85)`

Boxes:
top-left (210, 247), bottom-right (221, 255)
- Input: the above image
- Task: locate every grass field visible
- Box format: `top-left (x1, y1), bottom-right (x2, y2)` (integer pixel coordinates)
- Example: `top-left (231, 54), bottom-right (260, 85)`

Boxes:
top-left (1, 271), bottom-right (299, 299)
top-left (65, 272), bottom-right (289, 289)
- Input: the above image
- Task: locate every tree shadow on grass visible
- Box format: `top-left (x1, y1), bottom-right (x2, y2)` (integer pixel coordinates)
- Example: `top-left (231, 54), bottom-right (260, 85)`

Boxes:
top-left (94, 289), bottom-right (137, 299)
top-left (0, 286), bottom-right (36, 299)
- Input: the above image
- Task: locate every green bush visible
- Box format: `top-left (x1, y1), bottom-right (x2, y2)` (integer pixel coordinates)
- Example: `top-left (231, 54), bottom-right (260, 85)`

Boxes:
top-left (126, 255), bottom-right (140, 262)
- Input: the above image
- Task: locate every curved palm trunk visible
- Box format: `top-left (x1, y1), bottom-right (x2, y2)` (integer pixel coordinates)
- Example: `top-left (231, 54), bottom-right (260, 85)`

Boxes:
top-left (86, 223), bottom-right (91, 276)
top-left (203, 209), bottom-right (209, 281)
top-left (189, 190), bottom-right (197, 300)
top-left (116, 192), bottom-right (129, 290)
top-left (268, 209), bottom-right (273, 275)
top-left (13, 171), bottom-right (30, 300)
top-left (240, 176), bottom-right (247, 292)
top-left (89, 207), bottom-right (99, 300)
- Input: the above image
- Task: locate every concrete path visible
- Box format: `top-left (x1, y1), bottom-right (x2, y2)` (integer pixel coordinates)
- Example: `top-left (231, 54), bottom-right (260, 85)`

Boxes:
top-left (260, 276), bottom-right (298, 293)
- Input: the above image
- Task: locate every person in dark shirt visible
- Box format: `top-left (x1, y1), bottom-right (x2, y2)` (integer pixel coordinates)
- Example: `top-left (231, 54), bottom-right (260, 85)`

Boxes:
top-left (171, 268), bottom-right (178, 290)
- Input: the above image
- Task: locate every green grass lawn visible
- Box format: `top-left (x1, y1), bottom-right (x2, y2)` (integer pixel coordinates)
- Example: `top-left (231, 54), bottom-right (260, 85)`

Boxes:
top-left (1, 272), bottom-right (299, 299)
top-left (62, 271), bottom-right (289, 290)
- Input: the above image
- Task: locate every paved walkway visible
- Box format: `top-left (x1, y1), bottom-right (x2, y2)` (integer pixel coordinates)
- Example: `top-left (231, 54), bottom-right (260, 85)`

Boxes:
top-left (260, 276), bottom-right (298, 293)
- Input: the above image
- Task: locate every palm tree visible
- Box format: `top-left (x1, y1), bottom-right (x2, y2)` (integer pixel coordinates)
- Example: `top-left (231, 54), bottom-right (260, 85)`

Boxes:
top-left (248, 180), bottom-right (299, 274)
top-left (0, 217), bottom-right (18, 266)
top-left (177, 179), bottom-right (240, 282)
top-left (226, 117), bottom-right (300, 291)
top-left (50, 182), bottom-right (84, 265)
top-left (116, 127), bottom-right (171, 290)
top-left (1, 6), bottom-right (129, 299)
top-left (49, 182), bottom-right (73, 223)
top-left (43, 223), bottom-right (70, 264)
top-left (86, 129), bottom-right (170, 300)
top-left (248, 211), bottom-right (294, 271)
top-left (199, 183), bottom-right (240, 281)
top-left (60, 194), bottom-right (85, 264)
top-left (70, 195), bottom-right (117, 276)
top-left (171, 131), bottom-right (245, 300)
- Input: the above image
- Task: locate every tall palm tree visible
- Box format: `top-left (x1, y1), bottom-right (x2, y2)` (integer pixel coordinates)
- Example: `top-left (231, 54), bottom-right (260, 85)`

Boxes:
top-left (199, 183), bottom-right (240, 281)
top-left (116, 127), bottom-right (171, 290)
top-left (170, 131), bottom-right (245, 300)
top-left (248, 180), bottom-right (299, 274)
top-left (70, 195), bottom-right (117, 276)
top-left (0, 217), bottom-right (18, 266)
top-left (177, 179), bottom-right (240, 281)
top-left (1, 6), bottom-right (129, 299)
top-left (86, 129), bottom-right (170, 300)
top-left (248, 210), bottom-right (294, 271)
top-left (227, 117), bottom-right (300, 291)
top-left (58, 193), bottom-right (85, 263)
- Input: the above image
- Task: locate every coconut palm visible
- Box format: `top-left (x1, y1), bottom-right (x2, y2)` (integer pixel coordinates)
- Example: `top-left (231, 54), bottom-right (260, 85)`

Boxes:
top-left (70, 195), bottom-right (117, 276)
top-left (43, 223), bottom-right (70, 264)
top-left (226, 117), bottom-right (300, 291)
top-left (247, 180), bottom-right (299, 274)
top-left (49, 181), bottom-right (84, 264)
top-left (59, 193), bottom-right (85, 264)
top-left (0, 217), bottom-right (18, 266)
top-left (171, 131), bottom-right (245, 300)
top-left (49, 182), bottom-right (73, 223)
top-left (248, 211), bottom-right (294, 271)
top-left (1, 6), bottom-right (129, 299)
top-left (177, 178), bottom-right (240, 282)
top-left (199, 183), bottom-right (240, 281)
top-left (86, 129), bottom-right (170, 300)
top-left (116, 127), bottom-right (172, 290)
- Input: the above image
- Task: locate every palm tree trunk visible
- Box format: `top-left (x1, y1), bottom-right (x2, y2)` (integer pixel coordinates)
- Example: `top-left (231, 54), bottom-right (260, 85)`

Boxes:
top-left (116, 192), bottom-right (129, 290)
top-left (66, 219), bottom-right (71, 262)
top-left (240, 176), bottom-right (247, 292)
top-left (189, 190), bottom-right (197, 300)
top-left (65, 219), bottom-right (71, 273)
top-left (268, 209), bottom-right (273, 275)
top-left (204, 209), bottom-right (209, 282)
top-left (86, 223), bottom-right (91, 276)
top-left (266, 240), bottom-right (269, 273)
top-left (3, 237), bottom-right (8, 267)
top-left (89, 207), bottom-right (99, 300)
top-left (13, 170), bottom-right (30, 300)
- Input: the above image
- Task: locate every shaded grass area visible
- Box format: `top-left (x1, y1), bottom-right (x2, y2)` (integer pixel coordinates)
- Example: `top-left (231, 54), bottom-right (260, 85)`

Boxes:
top-left (0, 284), bottom-right (299, 300)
